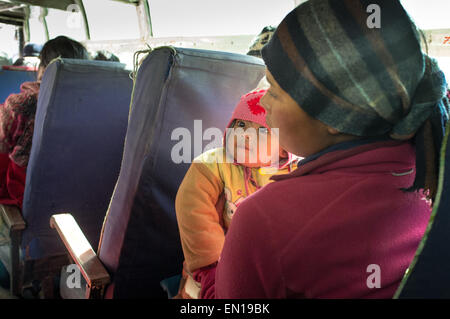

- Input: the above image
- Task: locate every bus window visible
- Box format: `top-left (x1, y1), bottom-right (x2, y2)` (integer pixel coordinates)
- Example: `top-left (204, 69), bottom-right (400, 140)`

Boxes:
top-left (27, 6), bottom-right (46, 44)
top-left (45, 7), bottom-right (85, 42)
top-left (401, 0), bottom-right (450, 29)
top-left (401, 0), bottom-right (450, 78)
top-left (0, 24), bottom-right (17, 63)
top-left (148, 0), bottom-right (295, 37)
top-left (83, 0), bottom-right (141, 41)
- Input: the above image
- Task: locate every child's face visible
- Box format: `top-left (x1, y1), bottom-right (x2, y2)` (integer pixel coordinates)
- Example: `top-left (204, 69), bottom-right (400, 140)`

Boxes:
top-left (227, 119), bottom-right (286, 168)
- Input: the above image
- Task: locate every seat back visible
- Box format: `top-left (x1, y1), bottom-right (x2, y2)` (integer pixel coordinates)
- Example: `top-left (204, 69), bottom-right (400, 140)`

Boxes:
top-left (97, 47), bottom-right (265, 298)
top-left (21, 59), bottom-right (132, 260)
top-left (0, 68), bottom-right (36, 103)
top-left (395, 121), bottom-right (450, 298)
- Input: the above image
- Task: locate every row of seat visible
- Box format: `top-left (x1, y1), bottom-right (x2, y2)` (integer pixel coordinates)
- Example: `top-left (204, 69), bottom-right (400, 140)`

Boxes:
top-left (1, 45), bottom-right (448, 299)
top-left (0, 67), bottom-right (36, 103)
top-left (1, 47), bottom-right (265, 298)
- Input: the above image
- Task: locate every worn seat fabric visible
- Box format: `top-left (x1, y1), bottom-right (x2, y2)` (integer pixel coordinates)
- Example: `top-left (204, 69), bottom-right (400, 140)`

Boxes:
top-left (21, 58), bottom-right (132, 260)
top-left (97, 47), bottom-right (265, 298)
top-left (0, 68), bottom-right (36, 103)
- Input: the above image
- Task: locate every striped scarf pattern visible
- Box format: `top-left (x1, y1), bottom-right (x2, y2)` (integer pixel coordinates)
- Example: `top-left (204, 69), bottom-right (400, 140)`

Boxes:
top-left (262, 0), bottom-right (449, 200)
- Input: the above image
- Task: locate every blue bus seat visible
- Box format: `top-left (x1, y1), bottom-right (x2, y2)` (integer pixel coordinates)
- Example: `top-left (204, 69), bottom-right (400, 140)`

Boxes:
top-left (395, 121), bottom-right (450, 298)
top-left (95, 47), bottom-right (265, 298)
top-left (0, 68), bottom-right (36, 104)
top-left (21, 59), bottom-right (132, 264)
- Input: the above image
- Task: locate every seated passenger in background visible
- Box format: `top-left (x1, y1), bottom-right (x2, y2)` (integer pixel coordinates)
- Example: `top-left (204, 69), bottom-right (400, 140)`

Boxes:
top-left (247, 26), bottom-right (275, 91)
top-left (175, 89), bottom-right (296, 299)
top-left (93, 50), bottom-right (120, 62)
top-left (247, 26), bottom-right (275, 59)
top-left (12, 43), bottom-right (43, 68)
top-left (0, 36), bottom-right (89, 209)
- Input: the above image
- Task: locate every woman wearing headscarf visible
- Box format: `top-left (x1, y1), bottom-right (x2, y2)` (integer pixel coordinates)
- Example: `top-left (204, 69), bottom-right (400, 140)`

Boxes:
top-left (214, 0), bottom-right (449, 298)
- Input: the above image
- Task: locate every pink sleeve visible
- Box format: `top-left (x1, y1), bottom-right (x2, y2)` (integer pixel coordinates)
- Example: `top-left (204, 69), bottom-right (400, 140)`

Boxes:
top-left (215, 198), bottom-right (285, 298)
top-left (192, 263), bottom-right (217, 299)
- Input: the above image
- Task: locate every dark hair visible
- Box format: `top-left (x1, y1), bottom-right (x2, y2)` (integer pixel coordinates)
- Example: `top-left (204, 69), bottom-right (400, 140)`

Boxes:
top-left (93, 50), bottom-right (120, 62)
top-left (39, 36), bottom-right (89, 69)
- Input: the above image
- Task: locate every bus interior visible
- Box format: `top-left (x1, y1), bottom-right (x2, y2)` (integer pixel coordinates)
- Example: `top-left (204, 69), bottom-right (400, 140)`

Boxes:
top-left (0, 0), bottom-right (449, 300)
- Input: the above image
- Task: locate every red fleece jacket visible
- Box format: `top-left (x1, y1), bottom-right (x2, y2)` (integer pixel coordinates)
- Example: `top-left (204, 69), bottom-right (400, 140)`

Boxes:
top-left (215, 140), bottom-right (431, 298)
top-left (0, 154), bottom-right (26, 209)
top-left (0, 81), bottom-right (39, 209)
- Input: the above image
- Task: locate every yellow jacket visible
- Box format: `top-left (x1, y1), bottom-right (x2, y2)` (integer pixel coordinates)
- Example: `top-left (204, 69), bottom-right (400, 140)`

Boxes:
top-left (175, 147), bottom-right (295, 273)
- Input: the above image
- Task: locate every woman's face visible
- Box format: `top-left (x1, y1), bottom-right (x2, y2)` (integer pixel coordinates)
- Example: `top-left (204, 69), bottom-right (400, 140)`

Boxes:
top-left (260, 69), bottom-right (344, 158)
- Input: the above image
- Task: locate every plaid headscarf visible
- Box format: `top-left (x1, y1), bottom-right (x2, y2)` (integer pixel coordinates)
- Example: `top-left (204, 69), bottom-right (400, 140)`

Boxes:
top-left (262, 0), bottom-right (449, 200)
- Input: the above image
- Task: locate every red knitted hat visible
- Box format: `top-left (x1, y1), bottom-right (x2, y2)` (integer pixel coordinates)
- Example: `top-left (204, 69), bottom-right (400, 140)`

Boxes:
top-left (224, 89), bottom-right (294, 169)
top-left (225, 89), bottom-right (268, 130)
